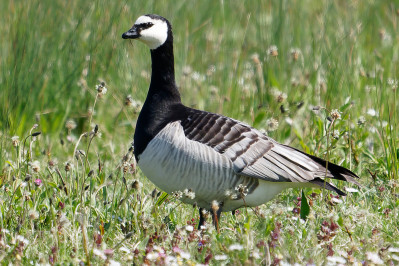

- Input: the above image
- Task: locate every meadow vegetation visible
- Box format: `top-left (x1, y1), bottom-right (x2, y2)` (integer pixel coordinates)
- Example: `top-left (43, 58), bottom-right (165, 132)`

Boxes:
top-left (0, 0), bottom-right (398, 264)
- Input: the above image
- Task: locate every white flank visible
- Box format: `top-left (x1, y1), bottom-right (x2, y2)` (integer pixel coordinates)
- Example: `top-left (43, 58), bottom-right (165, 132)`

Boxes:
top-left (138, 121), bottom-right (304, 211)
top-left (134, 15), bottom-right (168, 49)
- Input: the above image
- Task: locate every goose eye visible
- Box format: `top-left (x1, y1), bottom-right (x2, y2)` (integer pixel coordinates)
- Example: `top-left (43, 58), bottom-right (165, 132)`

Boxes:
top-left (141, 22), bottom-right (153, 29)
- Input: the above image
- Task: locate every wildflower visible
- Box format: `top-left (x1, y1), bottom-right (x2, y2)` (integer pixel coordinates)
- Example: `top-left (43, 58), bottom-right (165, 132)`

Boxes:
top-left (182, 65), bottom-right (192, 76)
top-left (179, 251), bottom-right (191, 260)
top-left (211, 200), bottom-right (219, 212)
top-left (235, 184), bottom-right (248, 197)
top-left (267, 45), bottom-right (278, 57)
top-left (131, 180), bottom-right (142, 190)
top-left (290, 48), bottom-right (301, 61)
top-left (103, 249), bottom-right (114, 258)
top-left (65, 120), bottom-right (77, 130)
top-left (65, 162), bottom-right (73, 172)
top-left (224, 189), bottom-right (238, 200)
top-left (31, 161), bottom-right (41, 173)
top-left (276, 92), bottom-right (287, 103)
top-left (172, 191), bottom-right (183, 199)
top-left (228, 243), bottom-right (244, 251)
top-left (266, 118), bottom-right (279, 132)
top-left (330, 109), bottom-right (341, 120)
top-left (183, 188), bottom-right (195, 199)
top-left (96, 82), bottom-right (107, 96)
top-left (146, 252), bottom-right (159, 261)
top-left (16, 235), bottom-right (30, 245)
top-left (11, 136), bottom-right (20, 147)
top-left (34, 179), bottom-right (42, 187)
top-left (367, 108), bottom-right (377, 117)
top-left (357, 116), bottom-right (366, 125)
top-left (124, 95), bottom-right (134, 107)
top-left (28, 209), bottom-right (39, 220)
top-left (387, 78), bottom-right (398, 89)
top-left (48, 159), bottom-right (57, 169)
top-left (214, 254), bottom-right (228, 261)
top-left (366, 252), bottom-right (384, 264)
top-left (93, 248), bottom-right (107, 260)
top-left (331, 130), bottom-right (340, 139)
top-left (185, 225), bottom-right (194, 232)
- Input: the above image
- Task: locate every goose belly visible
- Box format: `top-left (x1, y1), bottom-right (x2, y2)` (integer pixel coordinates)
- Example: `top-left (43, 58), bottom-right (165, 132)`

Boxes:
top-left (138, 122), bottom-right (242, 208)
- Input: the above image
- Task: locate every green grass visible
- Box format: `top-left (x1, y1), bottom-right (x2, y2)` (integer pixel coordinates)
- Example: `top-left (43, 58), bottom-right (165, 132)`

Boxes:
top-left (1, 0), bottom-right (398, 264)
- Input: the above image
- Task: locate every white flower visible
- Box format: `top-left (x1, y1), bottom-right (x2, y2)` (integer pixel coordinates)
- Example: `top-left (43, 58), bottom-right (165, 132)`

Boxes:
top-left (228, 243), bottom-right (243, 251)
top-left (185, 225), bottom-right (194, 232)
top-left (267, 45), bottom-right (278, 56)
top-left (93, 248), bottom-right (107, 260)
top-left (214, 254), bottom-right (228, 261)
top-left (31, 160), bottom-right (41, 173)
top-left (235, 184), bottom-right (248, 197)
top-left (172, 191), bottom-right (183, 199)
top-left (183, 188), bottom-right (195, 199)
top-left (345, 187), bottom-right (359, 193)
top-left (96, 82), bottom-right (107, 97)
top-left (366, 252), bottom-right (384, 265)
top-left (357, 116), bottom-right (366, 125)
top-left (331, 130), bottom-right (340, 139)
top-left (11, 136), bottom-right (20, 147)
top-left (28, 210), bottom-right (39, 220)
top-left (109, 260), bottom-right (121, 266)
top-left (16, 235), bottom-right (29, 245)
top-left (330, 109), bottom-right (341, 120)
top-left (180, 251), bottom-right (190, 260)
top-left (327, 256), bottom-right (346, 264)
top-left (266, 118), bottom-right (279, 132)
top-left (367, 108), bottom-right (377, 117)
top-left (65, 120), bottom-right (77, 130)
top-left (146, 252), bottom-right (159, 261)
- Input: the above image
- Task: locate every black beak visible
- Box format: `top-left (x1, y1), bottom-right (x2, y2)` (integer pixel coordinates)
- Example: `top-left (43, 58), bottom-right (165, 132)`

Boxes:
top-left (122, 26), bottom-right (140, 39)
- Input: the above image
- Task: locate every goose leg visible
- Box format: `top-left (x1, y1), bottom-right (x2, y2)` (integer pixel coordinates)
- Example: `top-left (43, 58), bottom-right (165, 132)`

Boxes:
top-left (198, 208), bottom-right (206, 230)
top-left (212, 207), bottom-right (222, 234)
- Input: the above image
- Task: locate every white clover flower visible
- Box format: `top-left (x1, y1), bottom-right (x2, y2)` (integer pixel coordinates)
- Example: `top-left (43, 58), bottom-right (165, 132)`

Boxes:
top-left (214, 254), bottom-right (228, 261)
top-left (96, 82), bottom-right (107, 96)
top-left (146, 252), bottom-right (159, 261)
top-left (235, 184), bottom-right (248, 197)
top-left (357, 116), bottom-right (366, 125)
top-left (266, 118), bottom-right (279, 132)
top-left (331, 130), bottom-right (340, 139)
top-left (387, 78), bottom-right (398, 89)
top-left (179, 251), bottom-right (191, 260)
top-left (172, 191), bottom-right (183, 199)
top-left (183, 188), bottom-right (195, 199)
top-left (185, 225), bottom-right (194, 232)
top-left (366, 252), bottom-right (384, 264)
top-left (93, 248), bottom-right (107, 260)
top-left (16, 235), bottom-right (30, 245)
top-left (367, 108), bottom-right (377, 117)
top-left (228, 243), bottom-right (243, 251)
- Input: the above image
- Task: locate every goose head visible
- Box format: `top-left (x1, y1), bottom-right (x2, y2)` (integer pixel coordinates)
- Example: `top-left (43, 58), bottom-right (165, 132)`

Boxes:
top-left (122, 14), bottom-right (171, 50)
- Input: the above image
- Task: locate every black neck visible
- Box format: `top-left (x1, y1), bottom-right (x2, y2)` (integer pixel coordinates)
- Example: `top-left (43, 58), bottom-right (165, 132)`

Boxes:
top-left (148, 36), bottom-right (181, 102)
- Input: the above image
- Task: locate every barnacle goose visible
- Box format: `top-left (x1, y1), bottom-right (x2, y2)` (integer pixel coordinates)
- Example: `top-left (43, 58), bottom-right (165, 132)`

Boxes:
top-left (122, 14), bottom-right (360, 230)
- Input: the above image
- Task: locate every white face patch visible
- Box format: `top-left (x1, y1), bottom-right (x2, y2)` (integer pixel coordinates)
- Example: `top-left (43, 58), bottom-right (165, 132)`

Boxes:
top-left (134, 15), bottom-right (168, 50)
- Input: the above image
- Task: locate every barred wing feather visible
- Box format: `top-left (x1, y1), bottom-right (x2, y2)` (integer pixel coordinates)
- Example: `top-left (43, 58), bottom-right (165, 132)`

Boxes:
top-left (181, 109), bottom-right (359, 191)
